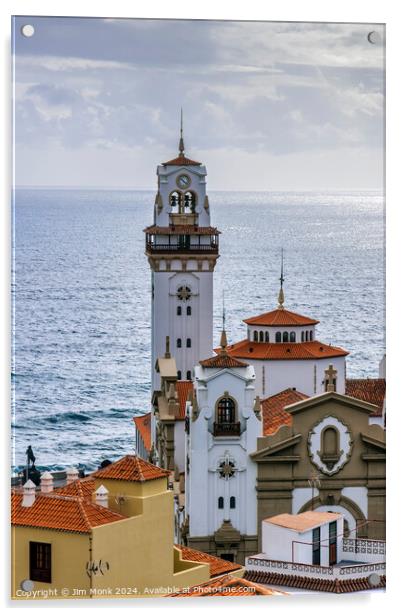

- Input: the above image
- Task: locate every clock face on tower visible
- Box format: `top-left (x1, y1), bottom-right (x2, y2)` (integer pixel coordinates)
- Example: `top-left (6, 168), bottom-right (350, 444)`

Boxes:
top-left (176, 174), bottom-right (191, 189)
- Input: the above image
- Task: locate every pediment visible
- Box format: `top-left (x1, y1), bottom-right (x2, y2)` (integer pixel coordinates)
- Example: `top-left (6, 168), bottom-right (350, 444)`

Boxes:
top-left (250, 432), bottom-right (302, 461)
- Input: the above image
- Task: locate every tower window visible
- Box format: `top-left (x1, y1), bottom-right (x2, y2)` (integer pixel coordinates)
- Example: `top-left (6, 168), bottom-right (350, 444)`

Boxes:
top-left (283, 331), bottom-right (289, 343)
top-left (177, 370), bottom-right (182, 380)
top-left (186, 370), bottom-right (191, 381)
top-left (290, 331), bottom-right (296, 342)
top-left (301, 331), bottom-right (305, 342)
top-left (275, 332), bottom-right (282, 343)
top-left (259, 331), bottom-right (264, 342)
top-left (217, 397), bottom-right (235, 424)
top-left (310, 330), bottom-right (313, 341)
top-left (184, 191), bottom-right (196, 212)
top-left (218, 497), bottom-right (224, 509)
top-left (265, 332), bottom-right (269, 342)
top-left (186, 306), bottom-right (191, 316)
top-left (170, 190), bottom-right (181, 209)
top-left (177, 338), bottom-right (182, 348)
top-left (186, 338), bottom-right (191, 348)
top-left (177, 306), bottom-right (182, 316)
top-left (230, 496), bottom-right (236, 509)
top-left (253, 331), bottom-right (258, 342)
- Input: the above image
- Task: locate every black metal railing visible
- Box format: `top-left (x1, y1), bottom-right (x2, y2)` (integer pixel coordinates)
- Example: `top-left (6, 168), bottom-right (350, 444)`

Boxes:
top-left (146, 242), bottom-right (219, 253)
top-left (213, 422), bottom-right (241, 437)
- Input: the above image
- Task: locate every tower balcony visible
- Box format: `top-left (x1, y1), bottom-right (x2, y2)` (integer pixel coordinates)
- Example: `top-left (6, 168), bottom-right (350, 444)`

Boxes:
top-left (169, 212), bottom-right (198, 226)
top-left (144, 225), bottom-right (220, 255)
top-left (213, 422), bottom-right (241, 437)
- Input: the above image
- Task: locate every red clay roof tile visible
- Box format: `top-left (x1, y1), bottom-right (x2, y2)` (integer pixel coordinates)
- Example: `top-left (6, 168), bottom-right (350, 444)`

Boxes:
top-left (11, 491), bottom-right (125, 534)
top-left (133, 412), bottom-right (152, 451)
top-left (261, 388), bottom-right (309, 435)
top-left (175, 545), bottom-right (242, 577)
top-left (200, 353), bottom-right (249, 369)
top-left (144, 225), bottom-right (220, 235)
top-left (55, 477), bottom-right (95, 499)
top-left (244, 308), bottom-right (319, 327)
top-left (92, 454), bottom-right (170, 483)
top-left (346, 378), bottom-right (385, 416)
top-left (223, 339), bottom-right (348, 361)
top-left (176, 381), bottom-right (194, 420)
top-left (168, 573), bottom-right (284, 596)
top-left (162, 155), bottom-right (201, 166)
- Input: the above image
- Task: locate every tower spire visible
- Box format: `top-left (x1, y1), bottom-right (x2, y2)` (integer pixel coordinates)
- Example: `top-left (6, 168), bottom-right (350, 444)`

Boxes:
top-left (220, 290), bottom-right (228, 352)
top-left (178, 107), bottom-right (185, 156)
top-left (277, 248), bottom-right (285, 309)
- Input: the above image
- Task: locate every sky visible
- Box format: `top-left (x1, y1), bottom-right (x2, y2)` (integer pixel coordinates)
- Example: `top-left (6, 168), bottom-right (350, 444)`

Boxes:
top-left (12, 17), bottom-right (385, 190)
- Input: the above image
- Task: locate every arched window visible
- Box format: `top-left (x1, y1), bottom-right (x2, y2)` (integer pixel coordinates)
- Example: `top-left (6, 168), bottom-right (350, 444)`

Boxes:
top-left (290, 331), bottom-right (296, 342)
top-left (177, 306), bottom-right (182, 316)
top-left (218, 497), bottom-right (224, 509)
top-left (265, 331), bottom-right (269, 342)
top-left (177, 338), bottom-right (182, 348)
top-left (253, 331), bottom-right (258, 342)
top-left (301, 331), bottom-right (305, 342)
top-left (259, 331), bottom-right (264, 342)
top-left (275, 332), bottom-right (282, 343)
top-left (186, 306), bottom-right (191, 316)
top-left (217, 397), bottom-right (235, 424)
top-left (322, 427), bottom-right (339, 456)
top-left (170, 190), bottom-right (181, 209)
top-left (177, 370), bottom-right (182, 380)
top-left (186, 338), bottom-right (191, 348)
top-left (184, 191), bottom-right (197, 212)
top-left (230, 496), bottom-right (236, 509)
top-left (310, 330), bottom-right (313, 341)
top-left (186, 370), bottom-right (191, 381)
top-left (283, 331), bottom-right (289, 343)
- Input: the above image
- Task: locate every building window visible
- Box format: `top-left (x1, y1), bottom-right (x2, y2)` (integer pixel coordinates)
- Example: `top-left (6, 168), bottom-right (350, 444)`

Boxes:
top-left (186, 306), bottom-right (191, 316)
top-left (301, 331), bottom-right (305, 342)
top-left (30, 542), bottom-right (51, 583)
top-left (177, 370), bottom-right (182, 380)
top-left (312, 527), bottom-right (321, 565)
top-left (275, 332), bottom-right (282, 343)
top-left (177, 338), bottom-right (182, 348)
top-left (169, 190), bottom-right (181, 209)
top-left (253, 331), bottom-right (258, 342)
top-left (283, 331), bottom-right (289, 343)
top-left (230, 496), bottom-right (236, 509)
top-left (218, 497), bottom-right (224, 509)
top-left (217, 397), bottom-right (235, 424)
top-left (265, 331), bottom-right (269, 342)
top-left (177, 306), bottom-right (182, 316)
top-left (290, 331), bottom-right (296, 342)
top-left (186, 370), bottom-right (191, 380)
top-left (310, 330), bottom-right (313, 341)
top-left (259, 331), bottom-right (264, 342)
top-left (186, 338), bottom-right (191, 348)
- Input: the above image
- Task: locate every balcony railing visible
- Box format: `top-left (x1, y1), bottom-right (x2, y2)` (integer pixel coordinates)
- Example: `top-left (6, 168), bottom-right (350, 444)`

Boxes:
top-left (213, 422), bottom-right (241, 437)
top-left (146, 242), bottom-right (219, 254)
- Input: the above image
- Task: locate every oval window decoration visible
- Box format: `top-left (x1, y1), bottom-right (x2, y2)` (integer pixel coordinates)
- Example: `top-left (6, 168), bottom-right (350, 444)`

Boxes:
top-left (177, 285), bottom-right (191, 301)
top-left (307, 416), bottom-right (353, 476)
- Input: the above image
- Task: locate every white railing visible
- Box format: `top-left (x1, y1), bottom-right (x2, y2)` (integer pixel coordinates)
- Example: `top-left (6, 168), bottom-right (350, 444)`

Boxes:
top-left (246, 556), bottom-right (385, 581)
top-left (341, 538), bottom-right (386, 563)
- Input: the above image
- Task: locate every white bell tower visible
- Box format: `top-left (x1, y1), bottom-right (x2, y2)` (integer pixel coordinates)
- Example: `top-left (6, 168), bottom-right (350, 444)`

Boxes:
top-left (145, 112), bottom-right (220, 391)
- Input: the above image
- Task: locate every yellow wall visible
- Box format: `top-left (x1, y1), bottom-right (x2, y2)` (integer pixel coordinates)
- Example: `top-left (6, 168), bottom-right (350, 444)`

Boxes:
top-left (12, 526), bottom-right (90, 600)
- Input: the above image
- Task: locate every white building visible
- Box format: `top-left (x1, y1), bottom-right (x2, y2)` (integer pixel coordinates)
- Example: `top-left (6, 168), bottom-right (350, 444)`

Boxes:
top-left (182, 333), bottom-right (261, 563)
top-left (224, 285), bottom-right (349, 398)
top-left (245, 511), bottom-right (386, 593)
top-left (144, 117), bottom-right (220, 401)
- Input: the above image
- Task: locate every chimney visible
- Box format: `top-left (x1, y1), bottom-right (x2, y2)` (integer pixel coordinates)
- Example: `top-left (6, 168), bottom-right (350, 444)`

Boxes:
top-left (95, 484), bottom-right (109, 508)
top-left (40, 471), bottom-right (54, 494)
top-left (22, 479), bottom-right (36, 507)
top-left (66, 467), bottom-right (79, 484)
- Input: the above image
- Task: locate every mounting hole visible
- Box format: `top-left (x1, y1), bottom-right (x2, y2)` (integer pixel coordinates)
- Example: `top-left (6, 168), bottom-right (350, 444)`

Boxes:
top-left (368, 572), bottom-right (381, 587)
top-left (367, 31), bottom-right (381, 45)
top-left (20, 579), bottom-right (34, 591)
top-left (21, 24), bottom-right (35, 38)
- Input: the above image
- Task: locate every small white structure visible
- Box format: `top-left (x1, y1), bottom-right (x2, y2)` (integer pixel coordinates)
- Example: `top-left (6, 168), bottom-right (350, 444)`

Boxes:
top-left (22, 479), bottom-right (36, 507)
top-left (246, 511), bottom-right (386, 592)
top-left (66, 467), bottom-right (79, 484)
top-left (95, 484), bottom-right (109, 508)
top-left (40, 471), bottom-right (54, 494)
top-left (262, 511), bottom-right (342, 567)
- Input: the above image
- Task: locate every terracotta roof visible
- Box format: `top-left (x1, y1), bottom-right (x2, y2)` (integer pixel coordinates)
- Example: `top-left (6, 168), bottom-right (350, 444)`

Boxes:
top-left (11, 492), bottom-right (125, 534)
top-left (346, 378), bottom-right (385, 416)
top-left (245, 570), bottom-right (386, 594)
top-left (261, 388), bottom-right (309, 435)
top-left (144, 225), bottom-right (220, 235)
top-left (176, 381), bottom-right (194, 420)
top-left (92, 455), bottom-right (170, 483)
top-left (133, 412), bottom-right (152, 451)
top-left (244, 308), bottom-right (319, 327)
top-left (223, 339), bottom-right (349, 361)
top-left (168, 574), bottom-right (284, 597)
top-left (265, 511), bottom-right (341, 532)
top-left (200, 352), bottom-right (249, 369)
top-left (55, 477), bottom-right (95, 499)
top-left (162, 155), bottom-right (201, 166)
top-left (175, 545), bottom-right (242, 577)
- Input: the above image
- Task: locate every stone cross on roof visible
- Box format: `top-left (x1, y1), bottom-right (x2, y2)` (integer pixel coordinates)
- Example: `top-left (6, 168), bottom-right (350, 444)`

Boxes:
top-left (325, 364), bottom-right (337, 392)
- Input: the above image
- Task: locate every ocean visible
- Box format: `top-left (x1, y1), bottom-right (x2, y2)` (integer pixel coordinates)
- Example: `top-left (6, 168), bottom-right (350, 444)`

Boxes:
top-left (11, 189), bottom-right (385, 472)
